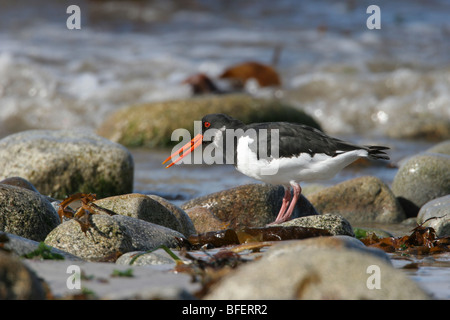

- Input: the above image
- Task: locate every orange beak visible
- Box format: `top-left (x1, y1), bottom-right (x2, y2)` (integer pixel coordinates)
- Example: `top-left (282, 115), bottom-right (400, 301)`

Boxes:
top-left (162, 133), bottom-right (203, 168)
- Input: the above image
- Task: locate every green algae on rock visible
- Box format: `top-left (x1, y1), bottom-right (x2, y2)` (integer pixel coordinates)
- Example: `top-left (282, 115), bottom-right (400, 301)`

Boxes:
top-left (97, 94), bottom-right (321, 148)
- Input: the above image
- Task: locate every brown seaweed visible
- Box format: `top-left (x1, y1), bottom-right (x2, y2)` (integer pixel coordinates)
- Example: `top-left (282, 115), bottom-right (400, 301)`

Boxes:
top-left (58, 193), bottom-right (116, 233)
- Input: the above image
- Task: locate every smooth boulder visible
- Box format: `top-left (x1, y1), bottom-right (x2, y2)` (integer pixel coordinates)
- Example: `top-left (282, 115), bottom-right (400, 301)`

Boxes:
top-left (94, 193), bottom-right (192, 236)
top-left (0, 130), bottom-right (134, 199)
top-left (417, 195), bottom-right (450, 237)
top-left (0, 184), bottom-right (60, 242)
top-left (45, 214), bottom-right (184, 261)
top-left (392, 153), bottom-right (450, 216)
top-left (205, 237), bottom-right (430, 300)
top-left (308, 176), bottom-right (405, 223)
top-left (181, 183), bottom-right (318, 229)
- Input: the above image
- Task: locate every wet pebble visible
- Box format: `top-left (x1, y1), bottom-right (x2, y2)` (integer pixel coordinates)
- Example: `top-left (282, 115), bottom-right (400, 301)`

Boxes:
top-left (205, 236), bottom-right (431, 300)
top-left (181, 183), bottom-right (318, 229)
top-left (116, 249), bottom-right (178, 267)
top-left (0, 130), bottom-right (134, 199)
top-left (184, 206), bottom-right (226, 233)
top-left (392, 153), bottom-right (450, 217)
top-left (147, 194), bottom-right (196, 237)
top-left (417, 195), bottom-right (450, 237)
top-left (45, 214), bottom-right (185, 261)
top-left (426, 139), bottom-right (450, 155)
top-left (0, 184), bottom-right (60, 241)
top-left (94, 193), bottom-right (192, 236)
top-left (308, 176), bottom-right (405, 224)
top-left (273, 213), bottom-right (355, 237)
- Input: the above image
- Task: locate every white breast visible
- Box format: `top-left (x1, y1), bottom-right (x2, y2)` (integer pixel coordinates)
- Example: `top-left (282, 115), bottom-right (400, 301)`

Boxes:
top-left (235, 136), bottom-right (368, 185)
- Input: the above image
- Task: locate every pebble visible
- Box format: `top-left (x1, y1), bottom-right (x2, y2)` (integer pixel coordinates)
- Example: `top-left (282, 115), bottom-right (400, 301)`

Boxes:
top-left (181, 183), bottom-right (318, 229)
top-left (0, 130), bottom-right (134, 199)
top-left (184, 206), bottom-right (227, 233)
top-left (273, 213), bottom-right (355, 237)
top-left (116, 249), bottom-right (178, 266)
top-left (44, 214), bottom-right (185, 261)
top-left (94, 193), bottom-right (190, 236)
top-left (204, 236), bottom-right (431, 300)
top-left (0, 184), bottom-right (60, 241)
top-left (417, 195), bottom-right (450, 237)
top-left (308, 176), bottom-right (405, 224)
top-left (392, 153), bottom-right (450, 216)
top-left (147, 194), bottom-right (196, 237)
top-left (385, 115), bottom-right (450, 141)
top-left (426, 139), bottom-right (450, 155)
top-left (0, 176), bottom-right (39, 192)
top-left (262, 235), bottom-right (392, 264)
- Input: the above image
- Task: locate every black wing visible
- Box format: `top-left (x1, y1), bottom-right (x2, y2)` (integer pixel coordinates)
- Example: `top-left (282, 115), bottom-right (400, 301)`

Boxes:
top-left (242, 122), bottom-right (389, 160)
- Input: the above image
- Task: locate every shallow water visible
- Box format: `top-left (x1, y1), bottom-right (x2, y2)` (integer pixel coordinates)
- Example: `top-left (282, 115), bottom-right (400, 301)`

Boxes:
top-left (1, 0), bottom-right (449, 300)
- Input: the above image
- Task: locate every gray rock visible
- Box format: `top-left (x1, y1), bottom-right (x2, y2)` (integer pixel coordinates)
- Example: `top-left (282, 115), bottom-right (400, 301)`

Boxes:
top-left (273, 213), bottom-right (355, 237)
top-left (45, 214), bottom-right (185, 261)
top-left (0, 184), bottom-right (60, 241)
top-left (1, 232), bottom-right (82, 261)
top-left (263, 236), bottom-right (391, 264)
top-left (94, 193), bottom-right (186, 236)
top-left (426, 140), bottom-right (450, 155)
top-left (0, 176), bottom-right (39, 192)
top-left (0, 251), bottom-right (47, 299)
top-left (0, 130), bottom-right (134, 199)
top-left (181, 183), bottom-right (318, 229)
top-left (116, 249), bottom-right (178, 266)
top-left (385, 115), bottom-right (450, 141)
top-left (308, 176), bottom-right (405, 224)
top-left (417, 195), bottom-right (450, 237)
top-left (205, 237), bottom-right (430, 300)
top-left (392, 153), bottom-right (450, 216)
top-left (184, 206), bottom-right (227, 233)
top-left (147, 195), bottom-right (196, 236)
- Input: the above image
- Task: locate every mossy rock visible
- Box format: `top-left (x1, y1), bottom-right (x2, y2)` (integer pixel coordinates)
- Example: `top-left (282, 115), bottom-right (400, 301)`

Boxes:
top-left (97, 94), bottom-right (321, 148)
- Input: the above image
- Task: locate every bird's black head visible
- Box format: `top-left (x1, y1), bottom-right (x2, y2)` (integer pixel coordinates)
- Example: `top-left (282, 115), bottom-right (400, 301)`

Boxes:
top-left (201, 114), bottom-right (245, 134)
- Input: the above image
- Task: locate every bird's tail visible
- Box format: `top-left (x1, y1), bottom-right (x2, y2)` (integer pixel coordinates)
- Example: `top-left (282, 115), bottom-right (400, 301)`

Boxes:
top-left (366, 146), bottom-right (390, 161)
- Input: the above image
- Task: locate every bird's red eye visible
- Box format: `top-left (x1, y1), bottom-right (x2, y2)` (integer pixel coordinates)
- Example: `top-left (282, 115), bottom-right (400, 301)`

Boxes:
top-left (204, 122), bottom-right (211, 128)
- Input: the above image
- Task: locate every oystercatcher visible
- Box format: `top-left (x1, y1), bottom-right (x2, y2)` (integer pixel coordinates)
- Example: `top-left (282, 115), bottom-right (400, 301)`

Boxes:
top-left (163, 114), bottom-right (389, 224)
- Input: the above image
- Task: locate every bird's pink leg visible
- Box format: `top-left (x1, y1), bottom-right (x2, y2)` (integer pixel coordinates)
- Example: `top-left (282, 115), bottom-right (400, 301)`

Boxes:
top-left (275, 183), bottom-right (302, 224)
top-left (272, 187), bottom-right (291, 224)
